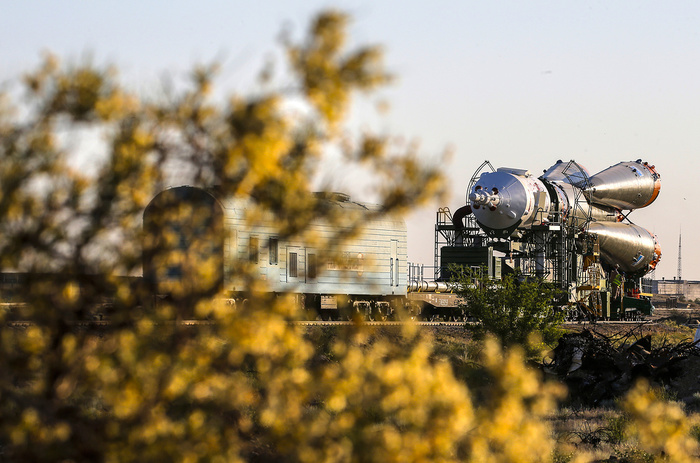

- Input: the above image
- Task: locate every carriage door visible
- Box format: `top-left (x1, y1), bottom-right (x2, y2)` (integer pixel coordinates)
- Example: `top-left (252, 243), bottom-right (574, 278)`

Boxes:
top-left (287, 246), bottom-right (303, 284)
top-left (390, 240), bottom-right (399, 294)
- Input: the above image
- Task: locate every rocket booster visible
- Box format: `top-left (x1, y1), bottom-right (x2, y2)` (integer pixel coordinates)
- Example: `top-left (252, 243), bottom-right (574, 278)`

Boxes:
top-left (587, 222), bottom-right (661, 274)
top-left (585, 161), bottom-right (661, 210)
top-left (468, 159), bottom-right (661, 275)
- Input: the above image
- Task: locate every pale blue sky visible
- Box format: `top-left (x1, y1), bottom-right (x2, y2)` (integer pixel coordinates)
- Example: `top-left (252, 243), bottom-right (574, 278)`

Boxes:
top-left (3, 1), bottom-right (699, 280)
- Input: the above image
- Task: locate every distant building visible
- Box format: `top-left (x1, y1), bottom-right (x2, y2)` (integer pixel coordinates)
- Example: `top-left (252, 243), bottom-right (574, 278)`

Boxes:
top-left (653, 279), bottom-right (700, 301)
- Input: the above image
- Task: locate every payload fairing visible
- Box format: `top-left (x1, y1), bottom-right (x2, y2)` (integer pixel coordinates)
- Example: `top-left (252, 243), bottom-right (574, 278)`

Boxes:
top-left (468, 159), bottom-right (661, 276)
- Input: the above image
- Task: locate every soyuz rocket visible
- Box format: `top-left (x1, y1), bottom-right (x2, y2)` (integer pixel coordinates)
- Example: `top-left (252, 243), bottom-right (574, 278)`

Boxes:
top-left (467, 159), bottom-right (662, 276)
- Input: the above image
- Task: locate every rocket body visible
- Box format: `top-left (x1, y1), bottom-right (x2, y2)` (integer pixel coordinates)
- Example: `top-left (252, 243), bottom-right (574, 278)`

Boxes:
top-left (468, 168), bottom-right (550, 236)
top-left (468, 159), bottom-right (661, 276)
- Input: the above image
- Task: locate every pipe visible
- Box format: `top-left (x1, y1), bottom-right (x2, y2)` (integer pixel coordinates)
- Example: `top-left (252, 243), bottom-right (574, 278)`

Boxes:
top-left (408, 280), bottom-right (451, 293)
top-left (452, 205), bottom-right (472, 246)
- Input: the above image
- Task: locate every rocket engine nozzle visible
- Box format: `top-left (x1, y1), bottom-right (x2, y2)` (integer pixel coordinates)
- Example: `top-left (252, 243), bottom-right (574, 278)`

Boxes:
top-left (469, 187), bottom-right (501, 210)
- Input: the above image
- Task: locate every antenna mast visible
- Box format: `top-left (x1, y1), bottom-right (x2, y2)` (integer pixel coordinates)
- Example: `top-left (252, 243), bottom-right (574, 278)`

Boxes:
top-left (677, 229), bottom-right (682, 281)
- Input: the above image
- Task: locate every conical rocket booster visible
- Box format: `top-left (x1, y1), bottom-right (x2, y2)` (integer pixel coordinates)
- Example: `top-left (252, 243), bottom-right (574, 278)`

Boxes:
top-left (587, 221), bottom-right (661, 275)
top-left (585, 160), bottom-right (660, 211)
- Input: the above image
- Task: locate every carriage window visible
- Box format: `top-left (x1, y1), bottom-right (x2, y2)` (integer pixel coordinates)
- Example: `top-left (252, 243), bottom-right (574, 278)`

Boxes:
top-left (249, 236), bottom-right (259, 263)
top-left (269, 237), bottom-right (278, 265)
top-left (308, 253), bottom-right (317, 280)
top-left (289, 252), bottom-right (298, 278)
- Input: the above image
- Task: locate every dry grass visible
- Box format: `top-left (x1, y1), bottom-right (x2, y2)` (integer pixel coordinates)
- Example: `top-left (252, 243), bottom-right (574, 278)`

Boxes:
top-left (421, 322), bottom-right (700, 461)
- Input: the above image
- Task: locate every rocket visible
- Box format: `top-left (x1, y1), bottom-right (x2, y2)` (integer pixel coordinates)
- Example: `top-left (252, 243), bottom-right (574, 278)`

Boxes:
top-left (468, 159), bottom-right (661, 276)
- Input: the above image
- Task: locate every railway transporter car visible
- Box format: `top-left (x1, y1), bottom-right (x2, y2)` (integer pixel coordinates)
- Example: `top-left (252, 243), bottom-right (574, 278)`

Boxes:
top-left (143, 186), bottom-right (407, 319)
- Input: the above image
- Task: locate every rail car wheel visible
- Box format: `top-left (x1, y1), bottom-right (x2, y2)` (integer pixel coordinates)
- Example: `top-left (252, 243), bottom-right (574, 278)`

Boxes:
top-left (403, 301), bottom-right (423, 321)
top-left (352, 301), bottom-right (371, 321)
top-left (373, 301), bottom-right (389, 321)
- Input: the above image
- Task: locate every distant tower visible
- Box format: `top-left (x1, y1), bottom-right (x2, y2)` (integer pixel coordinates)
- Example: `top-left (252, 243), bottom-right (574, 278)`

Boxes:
top-left (677, 229), bottom-right (682, 281)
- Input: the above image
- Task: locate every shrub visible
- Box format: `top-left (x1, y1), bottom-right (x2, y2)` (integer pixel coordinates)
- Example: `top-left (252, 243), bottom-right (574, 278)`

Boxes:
top-left (451, 266), bottom-right (566, 355)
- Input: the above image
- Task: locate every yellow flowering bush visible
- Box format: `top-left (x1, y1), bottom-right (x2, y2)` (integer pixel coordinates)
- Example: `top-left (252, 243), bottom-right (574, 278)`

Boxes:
top-left (621, 381), bottom-right (699, 462)
top-left (1, 9), bottom-right (699, 463)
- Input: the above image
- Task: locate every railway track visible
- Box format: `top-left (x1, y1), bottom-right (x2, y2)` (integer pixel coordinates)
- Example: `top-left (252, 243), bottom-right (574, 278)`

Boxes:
top-left (293, 320), bottom-right (465, 326)
top-left (3, 319), bottom-right (666, 328)
top-left (294, 320), bottom-right (662, 326)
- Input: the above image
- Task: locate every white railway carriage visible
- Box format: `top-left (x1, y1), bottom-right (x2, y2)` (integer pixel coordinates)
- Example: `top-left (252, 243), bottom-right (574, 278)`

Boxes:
top-left (143, 186), bottom-right (407, 318)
